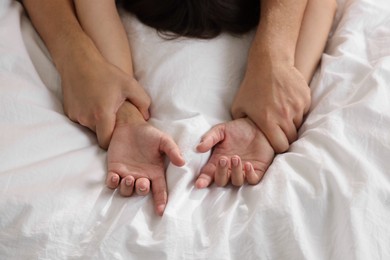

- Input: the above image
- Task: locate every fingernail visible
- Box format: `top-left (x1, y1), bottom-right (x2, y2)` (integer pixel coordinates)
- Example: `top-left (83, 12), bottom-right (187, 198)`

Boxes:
top-left (125, 179), bottom-right (133, 186)
top-left (245, 163), bottom-right (252, 171)
top-left (112, 175), bottom-right (119, 183)
top-left (139, 187), bottom-right (147, 192)
top-left (220, 159), bottom-right (227, 167)
top-left (232, 157), bottom-right (239, 167)
top-left (157, 204), bottom-right (166, 216)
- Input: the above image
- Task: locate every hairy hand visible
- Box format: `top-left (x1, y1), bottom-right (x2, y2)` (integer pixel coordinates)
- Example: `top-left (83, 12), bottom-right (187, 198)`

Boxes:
top-left (61, 52), bottom-right (151, 149)
top-left (232, 58), bottom-right (310, 153)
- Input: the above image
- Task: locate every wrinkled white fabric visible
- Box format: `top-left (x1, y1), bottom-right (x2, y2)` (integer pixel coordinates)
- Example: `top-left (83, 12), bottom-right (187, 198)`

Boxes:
top-left (1, 0), bottom-right (390, 259)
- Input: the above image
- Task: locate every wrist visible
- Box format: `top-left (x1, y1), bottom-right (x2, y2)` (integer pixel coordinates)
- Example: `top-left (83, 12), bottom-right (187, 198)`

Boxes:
top-left (246, 47), bottom-right (294, 78)
top-left (248, 36), bottom-right (295, 67)
top-left (116, 102), bottom-right (146, 126)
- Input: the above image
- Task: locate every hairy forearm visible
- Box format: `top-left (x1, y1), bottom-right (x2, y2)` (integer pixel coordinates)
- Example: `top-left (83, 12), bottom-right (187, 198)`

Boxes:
top-left (74, 0), bottom-right (134, 75)
top-left (253, 0), bottom-right (308, 64)
top-left (22, 0), bottom-right (150, 150)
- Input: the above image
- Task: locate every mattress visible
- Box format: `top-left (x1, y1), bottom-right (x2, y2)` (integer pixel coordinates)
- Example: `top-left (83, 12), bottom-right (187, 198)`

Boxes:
top-left (1, 0), bottom-right (390, 259)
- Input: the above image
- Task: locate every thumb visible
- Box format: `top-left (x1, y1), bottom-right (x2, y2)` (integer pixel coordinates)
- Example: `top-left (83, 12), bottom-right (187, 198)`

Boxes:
top-left (159, 136), bottom-right (185, 167)
top-left (196, 124), bottom-right (225, 153)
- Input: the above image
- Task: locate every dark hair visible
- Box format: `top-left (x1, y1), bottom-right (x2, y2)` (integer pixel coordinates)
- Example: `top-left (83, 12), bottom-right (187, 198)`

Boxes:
top-left (119, 0), bottom-right (260, 39)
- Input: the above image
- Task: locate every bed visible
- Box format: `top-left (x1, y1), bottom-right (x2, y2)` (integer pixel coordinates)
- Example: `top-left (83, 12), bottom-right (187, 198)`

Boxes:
top-left (1, 0), bottom-right (390, 259)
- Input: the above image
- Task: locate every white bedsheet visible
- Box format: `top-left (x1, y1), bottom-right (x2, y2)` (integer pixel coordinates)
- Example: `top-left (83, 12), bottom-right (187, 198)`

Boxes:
top-left (1, 0), bottom-right (390, 259)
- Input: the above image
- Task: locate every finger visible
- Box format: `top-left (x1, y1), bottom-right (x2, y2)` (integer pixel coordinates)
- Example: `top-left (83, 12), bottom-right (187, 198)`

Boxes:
top-left (159, 136), bottom-right (185, 167)
top-left (132, 101), bottom-right (150, 121)
top-left (293, 111), bottom-right (304, 129)
top-left (214, 157), bottom-right (230, 187)
top-left (135, 178), bottom-right (151, 196)
top-left (245, 163), bottom-right (263, 185)
top-left (279, 120), bottom-right (298, 145)
top-left (96, 113), bottom-right (116, 149)
top-left (106, 171), bottom-right (121, 189)
top-left (239, 115), bottom-right (286, 153)
top-left (302, 88), bottom-right (311, 115)
top-left (64, 109), bottom-right (79, 125)
top-left (261, 124), bottom-right (290, 153)
top-left (151, 175), bottom-right (168, 216)
top-left (119, 175), bottom-right (135, 197)
top-left (195, 163), bottom-right (216, 189)
top-left (196, 124), bottom-right (225, 153)
top-left (77, 114), bottom-right (96, 133)
top-left (230, 156), bottom-right (244, 187)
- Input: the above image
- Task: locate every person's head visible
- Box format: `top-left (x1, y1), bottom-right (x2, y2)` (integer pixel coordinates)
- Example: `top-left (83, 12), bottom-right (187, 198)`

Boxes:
top-left (119, 0), bottom-right (260, 39)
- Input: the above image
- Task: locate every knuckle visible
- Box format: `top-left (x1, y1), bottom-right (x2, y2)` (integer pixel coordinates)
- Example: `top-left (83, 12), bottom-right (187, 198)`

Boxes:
top-left (143, 95), bottom-right (152, 107)
top-left (304, 94), bottom-right (311, 112)
top-left (77, 115), bottom-right (89, 127)
top-left (280, 108), bottom-right (290, 120)
top-left (67, 113), bottom-right (77, 123)
top-left (63, 104), bottom-right (70, 116)
top-left (147, 96), bottom-right (152, 106)
top-left (93, 107), bottom-right (111, 124)
top-left (275, 142), bottom-right (289, 153)
top-left (262, 110), bottom-right (275, 126)
top-left (124, 77), bottom-right (140, 93)
top-left (298, 93), bottom-right (310, 110)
